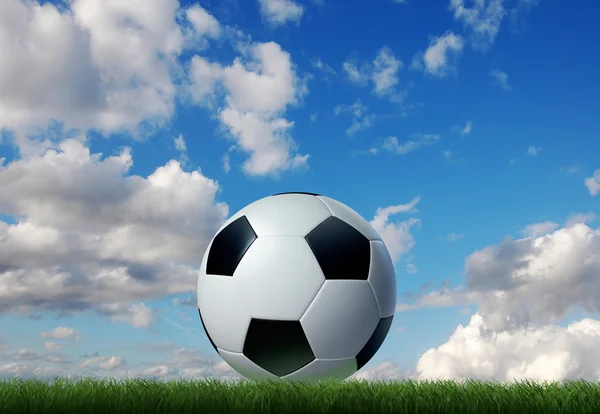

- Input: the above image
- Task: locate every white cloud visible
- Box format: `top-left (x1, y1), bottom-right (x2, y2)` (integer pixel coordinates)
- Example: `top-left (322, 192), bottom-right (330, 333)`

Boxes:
top-left (187, 56), bottom-right (223, 107)
top-left (490, 69), bottom-right (512, 90)
top-left (352, 361), bottom-right (414, 381)
top-left (419, 32), bottom-right (464, 77)
top-left (311, 58), bottom-right (336, 75)
top-left (334, 99), bottom-right (375, 136)
top-left (382, 134), bottom-right (440, 155)
top-left (222, 42), bottom-right (303, 115)
top-left (372, 47), bottom-right (402, 97)
top-left (40, 327), bottom-right (81, 340)
top-left (4, 1), bottom-right (306, 178)
top-left (0, 0), bottom-right (212, 134)
top-left (416, 314), bottom-right (600, 382)
top-left (405, 263), bottom-right (418, 274)
top-left (409, 53), bottom-right (424, 71)
top-left (185, 5), bottom-right (221, 39)
top-left (565, 213), bottom-right (595, 228)
top-left (173, 134), bottom-right (189, 166)
top-left (219, 109), bottom-right (308, 176)
top-left (187, 41), bottom-right (309, 176)
top-left (509, 0), bottom-right (540, 33)
top-left (585, 169), bottom-right (600, 196)
top-left (342, 62), bottom-right (368, 85)
top-left (121, 346), bottom-right (240, 381)
top-left (400, 223), bottom-right (600, 332)
top-left (521, 221), bottom-right (559, 238)
top-left (393, 222), bottom-right (600, 381)
top-left (461, 121), bottom-right (472, 136)
top-left (173, 135), bottom-right (187, 153)
top-left (526, 146), bottom-right (542, 156)
top-left (99, 303), bottom-right (155, 328)
top-left (222, 153), bottom-right (231, 173)
top-left (352, 147), bottom-right (379, 156)
top-left (44, 342), bottom-right (62, 350)
top-left (449, 0), bottom-right (505, 50)
top-left (0, 341), bottom-right (239, 381)
top-left (0, 139), bottom-right (228, 320)
top-left (80, 356), bottom-right (123, 370)
top-left (218, 42), bottom-right (309, 176)
top-left (447, 232), bottom-right (466, 242)
top-left (370, 197), bottom-right (421, 262)
top-left (559, 165), bottom-right (580, 175)
top-left (343, 47), bottom-right (403, 98)
top-left (258, 0), bottom-right (304, 27)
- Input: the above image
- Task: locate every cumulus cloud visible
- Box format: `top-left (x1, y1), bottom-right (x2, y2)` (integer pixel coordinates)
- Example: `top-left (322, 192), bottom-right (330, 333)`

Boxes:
top-left (0, 139), bottom-right (228, 322)
top-left (0, 0), bottom-right (219, 134)
top-left (97, 303), bottom-right (155, 328)
top-left (258, 0), bottom-right (304, 27)
top-left (526, 146), bottom-right (542, 156)
top-left (370, 197), bottom-right (421, 262)
top-left (585, 169), bottom-right (600, 196)
top-left (400, 223), bottom-right (600, 332)
top-left (188, 41), bottom-right (310, 176)
top-left (185, 5), bottom-right (221, 39)
top-left (44, 342), bottom-right (62, 350)
top-left (40, 327), bottom-right (81, 340)
top-left (393, 221), bottom-right (600, 381)
top-left (119, 346), bottom-right (239, 381)
top-left (0, 341), bottom-right (237, 381)
top-left (186, 56), bottom-right (223, 107)
top-left (416, 314), bottom-right (600, 382)
top-left (449, 0), bottom-right (505, 50)
top-left (414, 32), bottom-right (464, 77)
top-left (343, 47), bottom-right (403, 99)
top-left (80, 356), bottom-right (124, 370)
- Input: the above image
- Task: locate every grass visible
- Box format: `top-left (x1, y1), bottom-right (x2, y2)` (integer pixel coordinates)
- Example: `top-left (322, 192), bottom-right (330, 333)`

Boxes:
top-left (2, 377), bottom-right (600, 413)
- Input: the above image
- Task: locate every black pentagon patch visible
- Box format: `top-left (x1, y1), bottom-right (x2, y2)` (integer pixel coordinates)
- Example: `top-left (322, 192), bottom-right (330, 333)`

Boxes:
top-left (206, 216), bottom-right (257, 276)
top-left (198, 308), bottom-right (218, 355)
top-left (272, 192), bottom-right (320, 196)
top-left (243, 319), bottom-right (315, 377)
top-left (305, 216), bottom-right (371, 280)
top-left (355, 316), bottom-right (393, 371)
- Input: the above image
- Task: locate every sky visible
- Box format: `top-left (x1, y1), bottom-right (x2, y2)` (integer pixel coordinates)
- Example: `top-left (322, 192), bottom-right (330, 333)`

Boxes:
top-left (0, 0), bottom-right (600, 383)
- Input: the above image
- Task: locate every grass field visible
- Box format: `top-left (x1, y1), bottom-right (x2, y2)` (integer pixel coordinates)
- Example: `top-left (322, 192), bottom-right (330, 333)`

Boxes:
top-left (2, 377), bottom-right (600, 413)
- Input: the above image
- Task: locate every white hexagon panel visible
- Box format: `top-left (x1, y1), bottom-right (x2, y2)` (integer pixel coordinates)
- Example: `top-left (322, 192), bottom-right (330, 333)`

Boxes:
top-left (233, 236), bottom-right (325, 320)
top-left (197, 192), bottom-right (396, 381)
top-left (198, 275), bottom-right (251, 353)
top-left (300, 280), bottom-right (380, 359)
top-left (368, 241), bottom-right (397, 318)
top-left (215, 192), bottom-right (331, 238)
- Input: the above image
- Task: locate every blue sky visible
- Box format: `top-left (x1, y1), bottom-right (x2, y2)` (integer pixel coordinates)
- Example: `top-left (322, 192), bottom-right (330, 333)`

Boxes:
top-left (1, 0), bottom-right (600, 381)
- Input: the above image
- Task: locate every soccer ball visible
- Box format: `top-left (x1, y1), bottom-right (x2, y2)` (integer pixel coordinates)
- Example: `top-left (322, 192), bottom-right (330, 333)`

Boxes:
top-left (197, 192), bottom-right (396, 382)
